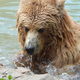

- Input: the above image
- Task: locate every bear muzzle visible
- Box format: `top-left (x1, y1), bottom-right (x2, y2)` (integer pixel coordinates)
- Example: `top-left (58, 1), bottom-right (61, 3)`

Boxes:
top-left (24, 46), bottom-right (35, 55)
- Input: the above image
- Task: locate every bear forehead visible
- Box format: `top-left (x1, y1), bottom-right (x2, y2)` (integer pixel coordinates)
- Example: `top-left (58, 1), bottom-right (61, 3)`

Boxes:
top-left (18, 2), bottom-right (60, 28)
top-left (19, 1), bottom-right (59, 22)
top-left (19, 9), bottom-right (59, 28)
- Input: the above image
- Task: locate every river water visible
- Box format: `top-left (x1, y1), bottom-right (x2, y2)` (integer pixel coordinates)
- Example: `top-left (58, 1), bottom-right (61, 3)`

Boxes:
top-left (0, 0), bottom-right (80, 66)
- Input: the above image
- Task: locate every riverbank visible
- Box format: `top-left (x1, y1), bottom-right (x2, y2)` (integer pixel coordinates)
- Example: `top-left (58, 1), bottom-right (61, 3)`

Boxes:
top-left (0, 65), bottom-right (80, 80)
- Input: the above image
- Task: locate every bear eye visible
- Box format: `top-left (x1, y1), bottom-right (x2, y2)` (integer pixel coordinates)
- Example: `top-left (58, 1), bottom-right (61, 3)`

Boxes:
top-left (24, 27), bottom-right (29, 32)
top-left (38, 28), bottom-right (45, 33)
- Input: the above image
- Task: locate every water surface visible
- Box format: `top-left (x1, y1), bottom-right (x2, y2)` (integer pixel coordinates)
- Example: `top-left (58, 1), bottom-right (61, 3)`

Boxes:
top-left (0, 0), bottom-right (80, 66)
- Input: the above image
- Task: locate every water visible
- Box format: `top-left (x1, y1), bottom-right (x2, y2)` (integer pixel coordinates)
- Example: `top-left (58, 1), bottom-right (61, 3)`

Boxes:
top-left (0, 0), bottom-right (80, 66)
top-left (0, 0), bottom-right (20, 66)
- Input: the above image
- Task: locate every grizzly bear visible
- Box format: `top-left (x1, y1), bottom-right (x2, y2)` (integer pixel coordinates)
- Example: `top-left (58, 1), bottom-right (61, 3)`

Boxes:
top-left (15, 0), bottom-right (80, 74)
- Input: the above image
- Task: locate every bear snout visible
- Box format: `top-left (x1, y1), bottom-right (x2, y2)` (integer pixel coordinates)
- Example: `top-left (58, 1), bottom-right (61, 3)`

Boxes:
top-left (24, 47), bottom-right (35, 55)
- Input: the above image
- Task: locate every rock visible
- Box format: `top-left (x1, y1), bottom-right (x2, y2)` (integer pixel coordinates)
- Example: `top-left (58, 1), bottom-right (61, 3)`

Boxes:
top-left (16, 74), bottom-right (53, 80)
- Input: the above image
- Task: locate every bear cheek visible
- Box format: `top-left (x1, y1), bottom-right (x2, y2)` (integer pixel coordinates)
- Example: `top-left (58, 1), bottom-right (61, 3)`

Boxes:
top-left (18, 29), bottom-right (27, 47)
top-left (39, 36), bottom-right (45, 52)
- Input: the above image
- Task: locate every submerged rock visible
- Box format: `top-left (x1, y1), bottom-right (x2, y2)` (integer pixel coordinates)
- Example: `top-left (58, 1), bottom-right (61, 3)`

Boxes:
top-left (0, 65), bottom-right (80, 80)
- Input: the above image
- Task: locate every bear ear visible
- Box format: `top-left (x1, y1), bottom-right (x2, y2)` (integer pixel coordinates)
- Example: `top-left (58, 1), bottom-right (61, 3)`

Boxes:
top-left (50, 0), bottom-right (65, 9)
top-left (56, 0), bottom-right (65, 9)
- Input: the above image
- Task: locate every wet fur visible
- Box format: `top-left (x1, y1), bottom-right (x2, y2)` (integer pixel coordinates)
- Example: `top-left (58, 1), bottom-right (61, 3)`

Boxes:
top-left (15, 0), bottom-right (80, 73)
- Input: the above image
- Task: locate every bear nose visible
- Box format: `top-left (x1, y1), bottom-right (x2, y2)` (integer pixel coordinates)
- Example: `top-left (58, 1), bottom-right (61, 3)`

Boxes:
top-left (25, 47), bottom-right (35, 55)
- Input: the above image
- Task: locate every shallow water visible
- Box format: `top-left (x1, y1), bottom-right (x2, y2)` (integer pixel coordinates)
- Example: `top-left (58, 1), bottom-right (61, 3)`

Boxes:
top-left (0, 0), bottom-right (19, 66)
top-left (0, 0), bottom-right (80, 66)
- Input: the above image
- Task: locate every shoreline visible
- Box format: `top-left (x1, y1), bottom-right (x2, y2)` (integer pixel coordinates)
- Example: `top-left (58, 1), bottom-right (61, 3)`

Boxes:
top-left (0, 65), bottom-right (80, 80)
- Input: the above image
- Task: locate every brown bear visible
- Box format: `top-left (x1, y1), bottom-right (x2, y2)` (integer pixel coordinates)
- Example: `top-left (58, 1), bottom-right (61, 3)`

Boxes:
top-left (15, 0), bottom-right (80, 74)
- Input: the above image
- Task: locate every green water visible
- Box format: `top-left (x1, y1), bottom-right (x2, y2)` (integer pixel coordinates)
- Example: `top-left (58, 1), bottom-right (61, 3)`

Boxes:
top-left (0, 0), bottom-right (80, 66)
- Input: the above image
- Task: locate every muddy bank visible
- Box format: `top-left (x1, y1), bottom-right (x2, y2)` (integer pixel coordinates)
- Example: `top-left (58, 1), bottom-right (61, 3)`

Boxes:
top-left (0, 65), bottom-right (80, 80)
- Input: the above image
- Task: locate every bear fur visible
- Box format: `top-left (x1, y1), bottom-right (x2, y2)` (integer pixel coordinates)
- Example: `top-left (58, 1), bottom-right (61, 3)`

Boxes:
top-left (15, 0), bottom-right (80, 74)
